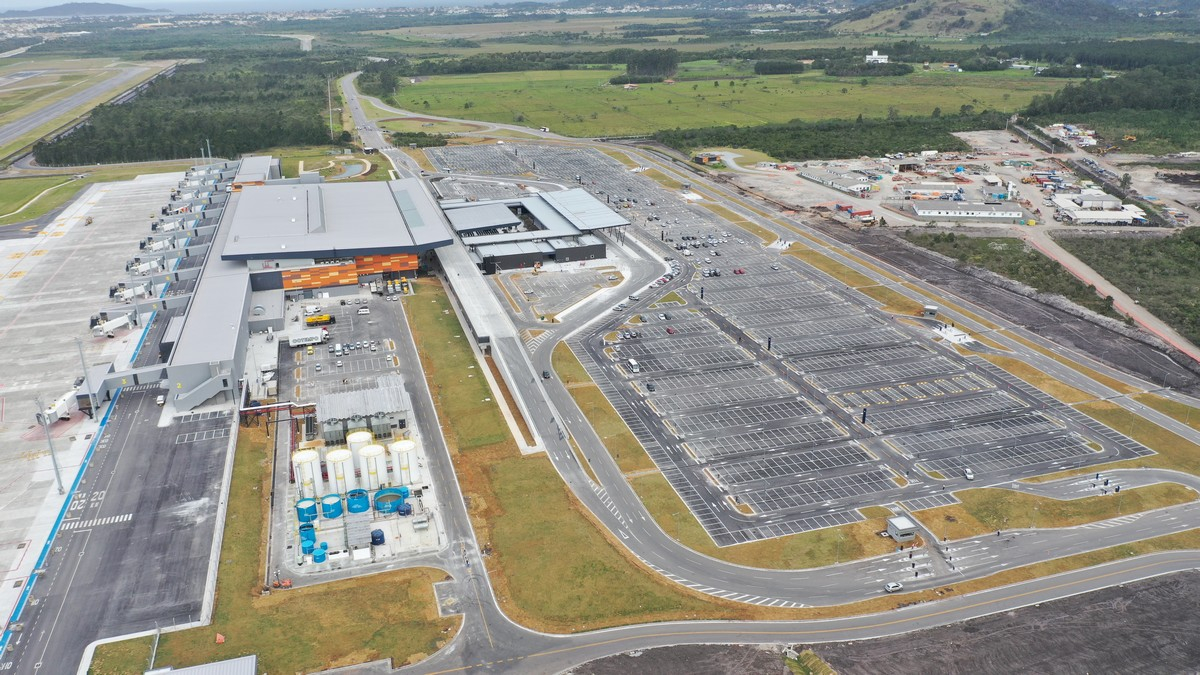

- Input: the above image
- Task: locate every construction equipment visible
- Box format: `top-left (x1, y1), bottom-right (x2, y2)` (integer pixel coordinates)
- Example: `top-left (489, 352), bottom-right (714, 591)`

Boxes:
top-left (1123, 135), bottom-right (1138, 142)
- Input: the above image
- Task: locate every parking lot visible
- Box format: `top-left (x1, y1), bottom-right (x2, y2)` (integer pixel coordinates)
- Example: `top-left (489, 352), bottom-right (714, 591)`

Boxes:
top-left (276, 292), bottom-right (404, 403)
top-left (427, 142), bottom-right (1157, 546)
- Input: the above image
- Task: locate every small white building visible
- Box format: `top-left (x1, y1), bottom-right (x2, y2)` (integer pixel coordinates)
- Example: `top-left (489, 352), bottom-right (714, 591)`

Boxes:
top-left (912, 202), bottom-right (1024, 220)
top-left (865, 50), bottom-right (889, 64)
top-left (887, 516), bottom-right (918, 542)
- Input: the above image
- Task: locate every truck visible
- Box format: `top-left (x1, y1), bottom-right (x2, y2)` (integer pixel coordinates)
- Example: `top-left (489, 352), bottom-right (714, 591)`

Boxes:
top-left (305, 314), bottom-right (336, 327)
top-left (288, 328), bottom-right (328, 347)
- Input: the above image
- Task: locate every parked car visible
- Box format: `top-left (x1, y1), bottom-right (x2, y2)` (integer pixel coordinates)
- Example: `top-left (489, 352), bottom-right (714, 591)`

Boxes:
top-left (666, 327), bottom-right (676, 335)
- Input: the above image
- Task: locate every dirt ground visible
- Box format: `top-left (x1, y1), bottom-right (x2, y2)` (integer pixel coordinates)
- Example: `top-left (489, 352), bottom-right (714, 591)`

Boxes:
top-left (720, 168), bottom-right (1200, 393)
top-left (813, 570), bottom-right (1200, 675)
top-left (570, 643), bottom-right (790, 675)
top-left (575, 571), bottom-right (1200, 675)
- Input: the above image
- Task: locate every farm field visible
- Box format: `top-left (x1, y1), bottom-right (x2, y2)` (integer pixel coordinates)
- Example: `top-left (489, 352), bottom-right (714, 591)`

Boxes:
top-left (389, 68), bottom-right (1065, 137)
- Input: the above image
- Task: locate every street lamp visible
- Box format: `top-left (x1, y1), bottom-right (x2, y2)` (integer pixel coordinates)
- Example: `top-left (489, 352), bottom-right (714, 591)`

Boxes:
top-left (33, 398), bottom-right (66, 495)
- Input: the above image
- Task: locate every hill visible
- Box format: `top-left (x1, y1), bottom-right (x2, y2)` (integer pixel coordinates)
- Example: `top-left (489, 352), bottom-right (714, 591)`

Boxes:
top-left (832, 0), bottom-right (1129, 37)
top-left (1, 3), bottom-right (155, 16)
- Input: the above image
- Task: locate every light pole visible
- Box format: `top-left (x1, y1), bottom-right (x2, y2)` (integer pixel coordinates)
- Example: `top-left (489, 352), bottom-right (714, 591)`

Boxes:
top-left (75, 337), bottom-right (98, 419)
top-left (33, 398), bottom-right (65, 495)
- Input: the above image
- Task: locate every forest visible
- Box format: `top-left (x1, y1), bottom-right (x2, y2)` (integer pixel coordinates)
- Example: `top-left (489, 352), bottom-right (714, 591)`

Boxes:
top-left (33, 54), bottom-right (362, 165)
top-left (654, 111), bottom-right (1007, 162)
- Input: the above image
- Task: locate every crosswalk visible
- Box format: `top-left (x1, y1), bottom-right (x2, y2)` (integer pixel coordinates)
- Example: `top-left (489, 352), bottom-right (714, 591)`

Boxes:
top-left (1082, 513), bottom-right (1143, 529)
top-left (60, 513), bottom-right (133, 531)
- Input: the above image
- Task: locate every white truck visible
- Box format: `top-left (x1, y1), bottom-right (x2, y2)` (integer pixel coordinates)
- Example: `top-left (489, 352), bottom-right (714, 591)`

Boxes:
top-left (288, 328), bottom-right (328, 347)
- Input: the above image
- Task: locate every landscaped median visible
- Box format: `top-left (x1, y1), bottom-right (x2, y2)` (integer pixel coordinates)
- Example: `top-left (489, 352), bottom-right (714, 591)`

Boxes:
top-left (89, 425), bottom-right (458, 675)
top-left (914, 484), bottom-right (1198, 541)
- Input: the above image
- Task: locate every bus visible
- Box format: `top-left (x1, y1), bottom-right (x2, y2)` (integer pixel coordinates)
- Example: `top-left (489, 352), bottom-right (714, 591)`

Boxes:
top-left (627, 359), bottom-right (640, 373)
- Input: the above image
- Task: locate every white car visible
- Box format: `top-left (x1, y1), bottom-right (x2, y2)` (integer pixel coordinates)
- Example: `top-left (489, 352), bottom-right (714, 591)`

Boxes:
top-left (884, 582), bottom-right (904, 593)
top-left (964, 468), bottom-right (975, 480)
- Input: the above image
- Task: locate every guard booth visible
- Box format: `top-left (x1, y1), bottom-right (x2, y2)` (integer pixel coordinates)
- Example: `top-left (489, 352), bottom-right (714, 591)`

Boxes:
top-left (887, 516), bottom-right (918, 543)
top-left (922, 305), bottom-right (939, 319)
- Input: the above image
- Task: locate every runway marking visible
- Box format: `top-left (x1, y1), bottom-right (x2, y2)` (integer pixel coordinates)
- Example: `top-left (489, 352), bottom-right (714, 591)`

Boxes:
top-left (59, 513), bottom-right (132, 531)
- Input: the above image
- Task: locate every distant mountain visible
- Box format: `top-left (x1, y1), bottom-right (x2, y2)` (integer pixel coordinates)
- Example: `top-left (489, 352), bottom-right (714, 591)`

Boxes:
top-left (832, 0), bottom-right (1130, 37)
top-left (1, 2), bottom-right (156, 16)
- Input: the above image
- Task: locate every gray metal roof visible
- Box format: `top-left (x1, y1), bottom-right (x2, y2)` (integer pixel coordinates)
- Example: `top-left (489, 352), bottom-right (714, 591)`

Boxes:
top-left (220, 180), bottom-right (451, 261)
top-left (475, 240), bottom-right (555, 257)
top-left (145, 654), bottom-right (257, 675)
top-left (445, 189), bottom-right (625, 247)
top-left (318, 374), bottom-right (412, 422)
top-left (445, 202), bottom-right (522, 233)
top-left (169, 187), bottom-right (251, 367)
top-left (542, 188), bottom-right (630, 230)
top-left (233, 155), bottom-right (278, 184)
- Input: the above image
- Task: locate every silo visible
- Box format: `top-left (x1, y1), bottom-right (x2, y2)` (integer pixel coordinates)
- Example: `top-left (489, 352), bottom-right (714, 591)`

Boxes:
top-left (291, 449), bottom-right (324, 499)
top-left (326, 448), bottom-right (356, 493)
top-left (388, 440), bottom-right (415, 486)
top-left (299, 522), bottom-right (316, 542)
top-left (347, 430), bottom-right (373, 461)
top-left (398, 450), bottom-right (412, 486)
top-left (320, 493), bottom-right (343, 519)
top-left (359, 444), bottom-right (387, 490)
top-left (409, 457), bottom-right (423, 486)
top-left (312, 547), bottom-right (328, 563)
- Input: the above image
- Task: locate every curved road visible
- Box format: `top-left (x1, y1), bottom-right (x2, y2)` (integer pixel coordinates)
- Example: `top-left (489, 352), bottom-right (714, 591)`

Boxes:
top-left (331, 73), bottom-right (1200, 674)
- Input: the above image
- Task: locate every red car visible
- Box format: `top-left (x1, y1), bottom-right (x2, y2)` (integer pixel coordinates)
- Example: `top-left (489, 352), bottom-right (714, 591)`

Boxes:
top-left (734, 268), bottom-right (746, 275)
top-left (666, 327), bottom-right (676, 335)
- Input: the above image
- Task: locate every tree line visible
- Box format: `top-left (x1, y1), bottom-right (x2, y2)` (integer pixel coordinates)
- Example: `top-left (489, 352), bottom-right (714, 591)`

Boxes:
top-left (654, 111), bottom-right (1008, 162)
top-left (33, 54), bottom-right (363, 166)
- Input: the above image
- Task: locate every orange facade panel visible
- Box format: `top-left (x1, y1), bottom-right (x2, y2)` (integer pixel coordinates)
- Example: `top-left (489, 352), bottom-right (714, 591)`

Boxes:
top-left (281, 263), bottom-right (358, 290)
top-left (355, 253), bottom-right (419, 275)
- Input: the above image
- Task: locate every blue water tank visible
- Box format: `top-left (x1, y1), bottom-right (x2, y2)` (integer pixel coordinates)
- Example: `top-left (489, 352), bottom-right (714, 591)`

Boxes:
top-left (374, 487), bottom-right (407, 514)
top-left (370, 529), bottom-right (385, 546)
top-left (398, 503), bottom-right (413, 517)
top-left (398, 485), bottom-right (411, 500)
top-left (295, 499), bottom-right (318, 523)
top-left (312, 547), bottom-right (327, 563)
top-left (320, 541), bottom-right (328, 549)
top-left (347, 489), bottom-right (370, 513)
top-left (320, 494), bottom-right (343, 519)
top-left (299, 522), bottom-right (316, 542)
top-left (301, 539), bottom-right (315, 555)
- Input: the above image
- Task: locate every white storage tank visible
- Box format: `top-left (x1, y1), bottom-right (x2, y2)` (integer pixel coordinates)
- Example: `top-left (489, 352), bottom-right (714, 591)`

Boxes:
top-left (347, 430), bottom-right (373, 462)
top-left (409, 454), bottom-right (423, 486)
top-left (359, 444), bottom-right (387, 491)
top-left (326, 448), bottom-right (356, 494)
top-left (388, 439), bottom-right (415, 486)
top-left (291, 449), bottom-right (323, 499)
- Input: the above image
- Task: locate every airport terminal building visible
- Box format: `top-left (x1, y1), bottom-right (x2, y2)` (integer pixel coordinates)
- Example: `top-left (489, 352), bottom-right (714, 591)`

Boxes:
top-left (81, 157), bottom-right (453, 411)
top-left (441, 188), bottom-right (627, 274)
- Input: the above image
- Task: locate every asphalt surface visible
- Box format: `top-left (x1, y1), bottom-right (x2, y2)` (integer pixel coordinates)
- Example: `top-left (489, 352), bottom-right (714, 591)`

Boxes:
top-left (321, 76), bottom-right (1200, 675)
top-left (0, 65), bottom-right (153, 153)
top-left (5, 389), bottom-right (231, 675)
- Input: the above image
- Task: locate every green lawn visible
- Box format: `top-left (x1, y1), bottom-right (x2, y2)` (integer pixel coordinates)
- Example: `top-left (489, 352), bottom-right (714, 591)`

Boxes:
top-left (0, 176), bottom-right (72, 216)
top-left (0, 163), bottom-right (196, 229)
top-left (388, 68), bottom-right (1063, 137)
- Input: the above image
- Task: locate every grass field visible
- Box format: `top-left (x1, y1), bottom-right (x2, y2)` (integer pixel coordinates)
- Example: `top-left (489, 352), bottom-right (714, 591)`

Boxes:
top-left (914, 483), bottom-right (1197, 540)
top-left (980, 353), bottom-right (1094, 404)
top-left (277, 145), bottom-right (391, 182)
top-left (90, 426), bottom-right (457, 674)
top-left (388, 68), bottom-right (1064, 138)
top-left (0, 176), bottom-right (72, 216)
top-left (0, 162), bottom-right (196, 229)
